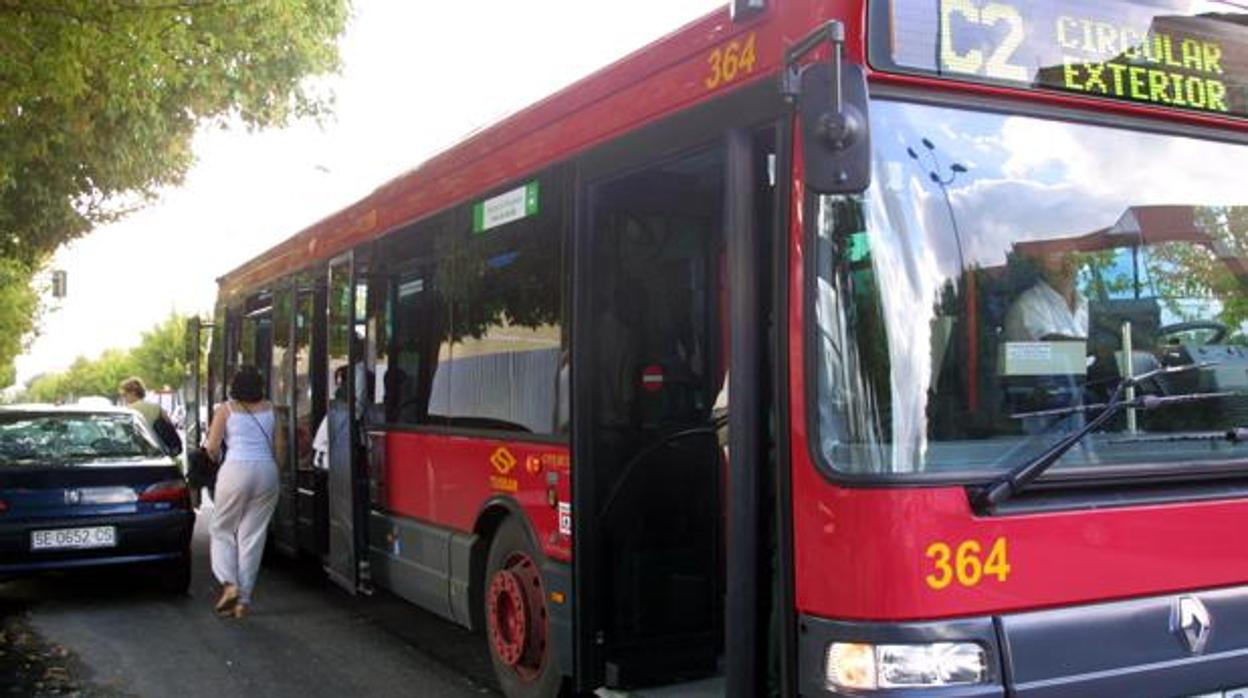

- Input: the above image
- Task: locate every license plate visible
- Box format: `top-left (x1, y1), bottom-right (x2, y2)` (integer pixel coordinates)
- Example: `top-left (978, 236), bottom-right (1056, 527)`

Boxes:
top-left (31, 526), bottom-right (116, 550)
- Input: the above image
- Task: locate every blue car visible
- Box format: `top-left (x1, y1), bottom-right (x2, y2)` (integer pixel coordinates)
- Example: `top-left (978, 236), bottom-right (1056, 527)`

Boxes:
top-left (0, 405), bottom-right (195, 592)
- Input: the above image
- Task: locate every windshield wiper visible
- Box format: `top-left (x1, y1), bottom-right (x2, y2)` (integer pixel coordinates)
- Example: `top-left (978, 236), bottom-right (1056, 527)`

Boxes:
top-left (1011, 392), bottom-right (1237, 420)
top-left (975, 362), bottom-right (1226, 513)
top-left (1106, 429), bottom-right (1248, 445)
top-left (1007, 362), bottom-right (1221, 420)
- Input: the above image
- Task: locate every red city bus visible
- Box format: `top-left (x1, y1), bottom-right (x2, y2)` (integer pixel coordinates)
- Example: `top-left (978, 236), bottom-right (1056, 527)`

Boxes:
top-left (187, 0), bottom-right (1248, 695)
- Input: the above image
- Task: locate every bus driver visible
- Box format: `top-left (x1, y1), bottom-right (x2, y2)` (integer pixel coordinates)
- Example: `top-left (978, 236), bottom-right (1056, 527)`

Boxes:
top-left (1003, 248), bottom-right (1089, 342)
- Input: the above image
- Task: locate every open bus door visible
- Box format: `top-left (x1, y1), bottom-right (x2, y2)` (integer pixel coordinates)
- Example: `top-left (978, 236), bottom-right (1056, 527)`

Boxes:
top-left (324, 252), bottom-right (371, 593)
top-left (572, 81), bottom-right (784, 694)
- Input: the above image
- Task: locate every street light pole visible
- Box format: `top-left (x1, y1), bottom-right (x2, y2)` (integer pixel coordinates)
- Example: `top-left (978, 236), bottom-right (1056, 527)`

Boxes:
top-left (907, 139), bottom-right (978, 410)
top-left (907, 139), bottom-right (968, 273)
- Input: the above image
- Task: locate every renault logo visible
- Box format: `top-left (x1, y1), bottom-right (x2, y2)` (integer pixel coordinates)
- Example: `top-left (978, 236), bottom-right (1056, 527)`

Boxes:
top-left (64, 489), bottom-right (81, 505)
top-left (1171, 596), bottom-right (1212, 654)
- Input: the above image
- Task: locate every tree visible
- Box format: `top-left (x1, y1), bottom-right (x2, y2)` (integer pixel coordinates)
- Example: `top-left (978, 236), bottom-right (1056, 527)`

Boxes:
top-left (0, 260), bottom-right (39, 386)
top-left (19, 311), bottom-right (201, 403)
top-left (0, 0), bottom-right (350, 381)
top-left (130, 311), bottom-right (190, 391)
top-left (26, 349), bottom-right (135, 402)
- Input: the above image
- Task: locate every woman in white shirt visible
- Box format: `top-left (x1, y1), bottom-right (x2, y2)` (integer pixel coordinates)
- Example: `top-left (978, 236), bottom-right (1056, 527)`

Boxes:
top-left (203, 366), bottom-right (278, 619)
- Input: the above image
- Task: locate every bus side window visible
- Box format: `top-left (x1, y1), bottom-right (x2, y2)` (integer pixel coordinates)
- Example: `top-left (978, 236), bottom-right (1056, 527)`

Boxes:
top-left (445, 174), bottom-right (565, 435)
top-left (385, 212), bottom-right (455, 427)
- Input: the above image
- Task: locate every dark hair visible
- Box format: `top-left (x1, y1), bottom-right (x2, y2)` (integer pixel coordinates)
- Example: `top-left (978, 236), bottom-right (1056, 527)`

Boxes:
top-left (229, 365), bottom-right (265, 402)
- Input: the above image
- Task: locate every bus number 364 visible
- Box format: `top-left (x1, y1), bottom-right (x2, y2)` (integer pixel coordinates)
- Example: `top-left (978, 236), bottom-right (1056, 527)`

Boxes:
top-left (704, 32), bottom-right (758, 90)
top-left (925, 537), bottom-right (1011, 590)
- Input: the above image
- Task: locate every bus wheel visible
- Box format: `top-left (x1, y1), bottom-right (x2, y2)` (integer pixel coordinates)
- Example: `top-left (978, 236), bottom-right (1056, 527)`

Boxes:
top-left (485, 517), bottom-right (561, 698)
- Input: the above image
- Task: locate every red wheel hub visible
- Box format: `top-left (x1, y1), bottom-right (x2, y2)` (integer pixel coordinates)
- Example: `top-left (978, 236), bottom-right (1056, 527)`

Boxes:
top-left (487, 551), bottom-right (547, 682)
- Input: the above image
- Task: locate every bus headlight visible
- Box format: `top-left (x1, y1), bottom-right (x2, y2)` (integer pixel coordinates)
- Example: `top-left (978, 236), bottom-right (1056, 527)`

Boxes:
top-left (826, 641), bottom-right (988, 690)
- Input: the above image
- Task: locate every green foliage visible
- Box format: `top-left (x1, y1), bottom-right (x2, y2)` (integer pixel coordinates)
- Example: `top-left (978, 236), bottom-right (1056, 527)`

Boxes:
top-left (0, 0), bottom-right (348, 384)
top-left (0, 0), bottom-right (349, 261)
top-left (20, 312), bottom-right (204, 403)
top-left (0, 260), bottom-right (39, 387)
top-left (1150, 207), bottom-right (1248, 338)
top-left (26, 349), bottom-right (134, 403)
top-left (130, 311), bottom-right (193, 390)
top-left (1076, 206), bottom-right (1248, 342)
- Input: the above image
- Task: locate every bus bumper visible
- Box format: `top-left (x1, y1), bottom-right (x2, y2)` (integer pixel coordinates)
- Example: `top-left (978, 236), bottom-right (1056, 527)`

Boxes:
top-left (799, 584), bottom-right (1248, 697)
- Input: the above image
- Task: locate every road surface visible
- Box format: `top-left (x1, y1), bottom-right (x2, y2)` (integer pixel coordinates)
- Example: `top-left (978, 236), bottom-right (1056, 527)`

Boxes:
top-left (0, 503), bottom-right (499, 697)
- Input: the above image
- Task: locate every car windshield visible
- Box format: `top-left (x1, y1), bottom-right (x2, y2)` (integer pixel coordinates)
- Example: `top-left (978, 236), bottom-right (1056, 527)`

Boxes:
top-left (0, 412), bottom-right (166, 465)
top-left (813, 99), bottom-right (1248, 478)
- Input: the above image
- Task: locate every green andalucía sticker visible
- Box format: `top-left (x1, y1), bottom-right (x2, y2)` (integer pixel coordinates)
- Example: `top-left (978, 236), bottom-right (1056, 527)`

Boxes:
top-left (473, 181), bottom-right (540, 233)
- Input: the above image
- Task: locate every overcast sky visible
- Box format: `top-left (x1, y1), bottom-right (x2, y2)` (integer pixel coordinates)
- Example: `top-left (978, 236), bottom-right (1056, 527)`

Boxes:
top-left (13, 0), bottom-right (725, 387)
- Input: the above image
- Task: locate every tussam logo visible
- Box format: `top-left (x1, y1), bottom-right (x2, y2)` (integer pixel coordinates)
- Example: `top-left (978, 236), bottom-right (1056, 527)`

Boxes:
top-left (490, 447), bottom-right (517, 475)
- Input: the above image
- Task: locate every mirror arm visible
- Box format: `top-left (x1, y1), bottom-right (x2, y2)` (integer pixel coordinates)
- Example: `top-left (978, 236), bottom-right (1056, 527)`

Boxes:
top-left (786, 20), bottom-right (871, 194)
top-left (782, 20), bottom-right (846, 107)
top-left (783, 21), bottom-right (864, 159)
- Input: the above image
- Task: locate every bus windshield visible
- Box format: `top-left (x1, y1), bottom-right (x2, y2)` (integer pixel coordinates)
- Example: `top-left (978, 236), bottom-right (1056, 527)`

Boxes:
top-left (813, 99), bottom-right (1248, 478)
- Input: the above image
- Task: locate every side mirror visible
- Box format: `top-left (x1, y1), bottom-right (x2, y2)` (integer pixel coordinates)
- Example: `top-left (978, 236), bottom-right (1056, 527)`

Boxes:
top-left (799, 62), bottom-right (871, 194)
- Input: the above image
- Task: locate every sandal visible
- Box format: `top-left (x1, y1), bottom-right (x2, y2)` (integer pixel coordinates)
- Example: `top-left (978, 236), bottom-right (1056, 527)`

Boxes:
top-left (214, 584), bottom-right (239, 615)
top-left (231, 603), bottom-right (248, 619)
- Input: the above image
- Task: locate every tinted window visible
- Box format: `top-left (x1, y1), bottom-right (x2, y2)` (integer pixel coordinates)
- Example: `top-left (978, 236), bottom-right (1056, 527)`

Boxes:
top-left (272, 287), bottom-right (293, 468)
top-left (387, 213), bottom-right (455, 426)
top-left (293, 288), bottom-right (316, 468)
top-left (385, 171), bottom-right (567, 435)
top-left (446, 207), bottom-right (563, 432)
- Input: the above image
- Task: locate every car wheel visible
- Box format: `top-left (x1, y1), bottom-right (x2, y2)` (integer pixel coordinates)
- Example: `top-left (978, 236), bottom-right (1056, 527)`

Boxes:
top-left (154, 555), bottom-right (191, 595)
top-left (484, 516), bottom-right (565, 698)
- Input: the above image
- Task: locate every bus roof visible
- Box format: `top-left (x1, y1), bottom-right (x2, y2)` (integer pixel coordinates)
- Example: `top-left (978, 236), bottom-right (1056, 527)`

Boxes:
top-left (217, 2), bottom-right (835, 299)
top-left (217, 0), bottom-right (1248, 300)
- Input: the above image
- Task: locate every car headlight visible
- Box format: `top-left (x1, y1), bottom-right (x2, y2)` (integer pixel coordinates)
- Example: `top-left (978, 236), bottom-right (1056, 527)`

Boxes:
top-left (826, 641), bottom-right (988, 690)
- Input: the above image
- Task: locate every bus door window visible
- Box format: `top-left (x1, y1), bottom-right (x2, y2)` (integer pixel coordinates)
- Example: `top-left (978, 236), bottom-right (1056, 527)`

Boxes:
top-left (327, 264), bottom-right (352, 412)
top-left (293, 288), bottom-right (317, 469)
top-left (365, 272), bottom-right (390, 425)
top-left (224, 307), bottom-right (242, 388)
top-left (271, 288), bottom-right (293, 462)
top-left (207, 304), bottom-right (227, 417)
top-left (270, 285), bottom-right (296, 548)
top-left (293, 283), bottom-right (327, 554)
top-left (352, 274), bottom-right (374, 419)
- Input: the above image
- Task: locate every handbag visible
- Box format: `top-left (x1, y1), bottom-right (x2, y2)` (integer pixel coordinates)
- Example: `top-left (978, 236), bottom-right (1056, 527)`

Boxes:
top-left (186, 445), bottom-right (220, 495)
top-left (153, 413), bottom-right (183, 456)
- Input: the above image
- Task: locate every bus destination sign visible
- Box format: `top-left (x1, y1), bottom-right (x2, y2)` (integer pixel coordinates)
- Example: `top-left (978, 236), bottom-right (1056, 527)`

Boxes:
top-left (874, 0), bottom-right (1248, 119)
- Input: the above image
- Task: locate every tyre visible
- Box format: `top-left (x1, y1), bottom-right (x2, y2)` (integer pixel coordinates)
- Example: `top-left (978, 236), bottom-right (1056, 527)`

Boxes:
top-left (153, 555), bottom-right (191, 594)
top-left (484, 516), bottom-right (564, 698)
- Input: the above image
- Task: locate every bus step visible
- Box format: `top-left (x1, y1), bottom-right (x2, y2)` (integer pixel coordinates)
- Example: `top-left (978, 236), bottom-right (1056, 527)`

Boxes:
top-left (595, 674), bottom-right (724, 698)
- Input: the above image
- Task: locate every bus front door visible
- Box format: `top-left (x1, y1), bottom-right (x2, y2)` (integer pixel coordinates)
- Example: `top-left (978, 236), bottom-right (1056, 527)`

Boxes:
top-left (580, 143), bottom-right (729, 689)
top-left (575, 88), bottom-right (781, 693)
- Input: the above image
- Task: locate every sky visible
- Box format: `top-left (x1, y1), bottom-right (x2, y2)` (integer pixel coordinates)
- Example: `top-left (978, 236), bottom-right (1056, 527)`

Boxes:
top-left (13, 0), bottom-right (726, 387)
